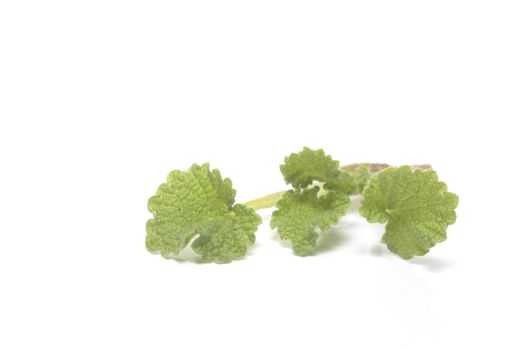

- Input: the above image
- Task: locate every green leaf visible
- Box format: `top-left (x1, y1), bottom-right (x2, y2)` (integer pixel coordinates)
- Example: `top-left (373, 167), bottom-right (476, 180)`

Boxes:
top-left (350, 163), bottom-right (372, 194)
top-left (270, 187), bottom-right (350, 256)
top-left (280, 147), bottom-right (355, 194)
top-left (146, 163), bottom-right (262, 263)
top-left (192, 204), bottom-right (260, 263)
top-left (359, 166), bottom-right (459, 259)
top-left (272, 147), bottom-right (353, 255)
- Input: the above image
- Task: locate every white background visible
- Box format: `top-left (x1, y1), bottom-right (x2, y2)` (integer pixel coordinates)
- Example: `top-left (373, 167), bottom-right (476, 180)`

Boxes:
top-left (1, 1), bottom-right (523, 349)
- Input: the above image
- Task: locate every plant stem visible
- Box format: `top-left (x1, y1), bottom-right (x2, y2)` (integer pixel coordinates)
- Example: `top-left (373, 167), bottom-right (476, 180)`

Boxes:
top-left (244, 163), bottom-right (432, 210)
top-left (340, 163), bottom-right (431, 172)
top-left (244, 191), bottom-right (287, 210)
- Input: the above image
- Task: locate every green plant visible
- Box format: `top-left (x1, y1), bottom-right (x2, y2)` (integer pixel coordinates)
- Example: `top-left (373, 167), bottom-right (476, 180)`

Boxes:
top-left (146, 147), bottom-right (458, 263)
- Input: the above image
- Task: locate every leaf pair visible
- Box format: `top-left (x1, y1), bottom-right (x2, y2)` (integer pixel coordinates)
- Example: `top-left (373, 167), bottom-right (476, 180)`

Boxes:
top-left (145, 147), bottom-right (459, 263)
top-left (270, 148), bottom-right (354, 256)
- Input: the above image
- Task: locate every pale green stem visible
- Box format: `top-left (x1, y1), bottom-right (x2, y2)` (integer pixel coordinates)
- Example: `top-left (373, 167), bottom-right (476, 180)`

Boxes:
top-left (244, 191), bottom-right (287, 210)
top-left (244, 163), bottom-right (432, 210)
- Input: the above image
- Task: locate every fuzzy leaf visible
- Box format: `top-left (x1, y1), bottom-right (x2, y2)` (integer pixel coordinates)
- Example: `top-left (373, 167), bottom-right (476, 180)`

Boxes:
top-left (146, 164), bottom-right (261, 263)
top-left (359, 166), bottom-right (459, 259)
top-left (280, 147), bottom-right (355, 194)
top-left (270, 187), bottom-right (350, 256)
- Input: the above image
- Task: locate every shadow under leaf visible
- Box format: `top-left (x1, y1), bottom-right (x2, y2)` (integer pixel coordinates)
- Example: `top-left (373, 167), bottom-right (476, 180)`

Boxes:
top-left (410, 255), bottom-right (454, 272)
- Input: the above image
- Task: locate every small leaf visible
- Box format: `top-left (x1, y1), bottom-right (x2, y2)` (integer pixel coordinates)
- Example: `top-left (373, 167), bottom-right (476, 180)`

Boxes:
top-left (270, 187), bottom-right (350, 256)
top-left (146, 164), bottom-right (262, 263)
top-left (280, 147), bottom-right (355, 194)
top-left (359, 166), bottom-right (459, 259)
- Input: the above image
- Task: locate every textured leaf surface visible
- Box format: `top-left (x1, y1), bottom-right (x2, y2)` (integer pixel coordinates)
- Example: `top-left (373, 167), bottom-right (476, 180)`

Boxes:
top-left (146, 164), bottom-right (261, 263)
top-left (270, 187), bottom-right (350, 256)
top-left (348, 163), bottom-right (372, 194)
top-left (359, 166), bottom-right (459, 259)
top-left (280, 147), bottom-right (355, 194)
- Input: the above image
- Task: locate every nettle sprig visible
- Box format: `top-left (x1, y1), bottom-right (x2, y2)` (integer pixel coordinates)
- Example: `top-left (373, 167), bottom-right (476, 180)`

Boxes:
top-left (146, 147), bottom-right (459, 263)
